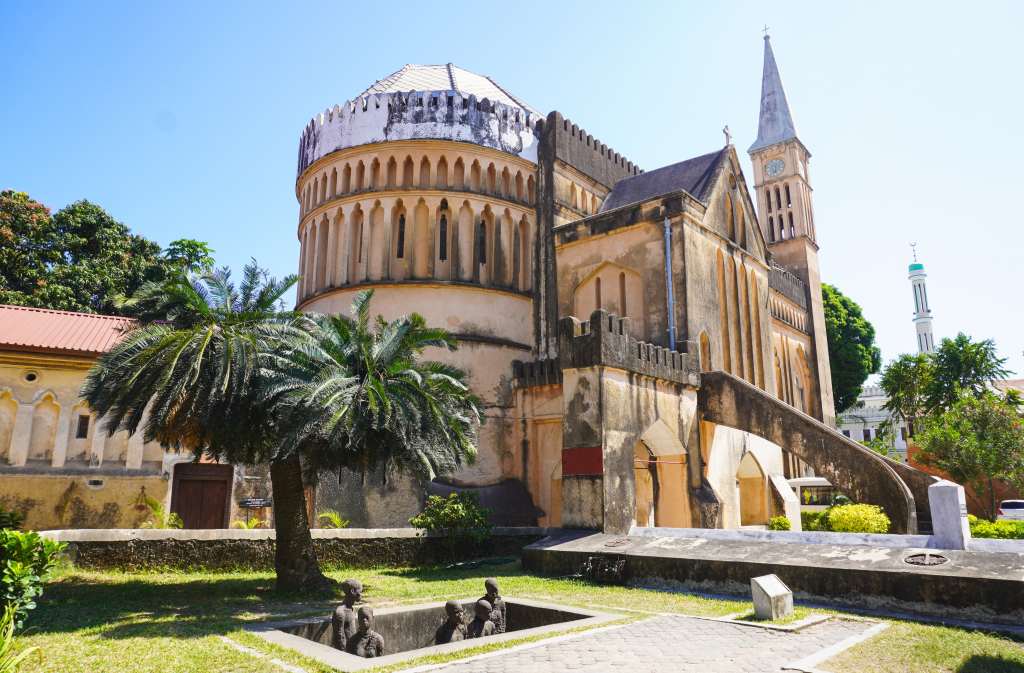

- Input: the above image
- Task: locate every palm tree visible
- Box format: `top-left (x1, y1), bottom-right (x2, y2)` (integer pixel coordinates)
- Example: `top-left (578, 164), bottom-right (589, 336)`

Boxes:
top-left (82, 261), bottom-right (330, 591)
top-left (261, 290), bottom-right (480, 489)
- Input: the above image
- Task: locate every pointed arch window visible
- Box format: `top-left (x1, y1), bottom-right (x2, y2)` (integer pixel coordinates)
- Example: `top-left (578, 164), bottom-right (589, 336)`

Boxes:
top-left (439, 214), bottom-right (448, 261)
top-left (477, 220), bottom-right (487, 264)
top-left (788, 212), bottom-right (795, 238)
top-left (774, 187), bottom-right (782, 210)
top-left (766, 188), bottom-right (773, 213)
top-left (785, 183), bottom-right (792, 208)
top-left (768, 216), bottom-right (776, 242)
top-left (396, 214), bottom-right (406, 259)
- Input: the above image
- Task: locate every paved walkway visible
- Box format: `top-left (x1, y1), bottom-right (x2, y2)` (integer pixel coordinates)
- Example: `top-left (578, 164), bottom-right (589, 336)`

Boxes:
top-left (425, 615), bottom-right (874, 673)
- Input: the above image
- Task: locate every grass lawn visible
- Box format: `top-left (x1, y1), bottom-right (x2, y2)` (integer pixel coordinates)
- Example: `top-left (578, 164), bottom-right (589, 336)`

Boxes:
top-left (12, 560), bottom-right (1024, 673)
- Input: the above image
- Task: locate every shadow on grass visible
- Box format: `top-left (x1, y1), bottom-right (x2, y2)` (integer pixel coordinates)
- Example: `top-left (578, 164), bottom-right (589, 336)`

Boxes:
top-left (958, 655), bottom-right (1024, 673)
top-left (30, 573), bottom-right (341, 639)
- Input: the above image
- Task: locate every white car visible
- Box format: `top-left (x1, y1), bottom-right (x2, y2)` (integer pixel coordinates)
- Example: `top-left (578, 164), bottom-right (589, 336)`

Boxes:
top-left (997, 500), bottom-right (1024, 521)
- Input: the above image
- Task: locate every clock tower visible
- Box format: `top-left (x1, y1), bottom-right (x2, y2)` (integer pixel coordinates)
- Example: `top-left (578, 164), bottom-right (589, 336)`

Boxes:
top-left (749, 33), bottom-right (836, 423)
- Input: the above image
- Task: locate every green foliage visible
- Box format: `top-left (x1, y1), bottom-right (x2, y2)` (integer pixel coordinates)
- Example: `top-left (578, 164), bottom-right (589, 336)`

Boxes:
top-left (767, 515), bottom-right (791, 531)
top-left (861, 420), bottom-right (897, 457)
top-left (916, 392), bottom-right (1024, 521)
top-left (161, 239), bottom-right (215, 273)
top-left (315, 510), bottom-right (350, 529)
top-left (138, 496), bottom-right (182, 530)
top-left (880, 352), bottom-right (934, 437)
top-left (0, 191), bottom-right (213, 316)
top-left (926, 333), bottom-right (1012, 411)
top-left (968, 514), bottom-right (1024, 539)
top-left (410, 492), bottom-right (492, 546)
top-left (230, 517), bottom-right (265, 530)
top-left (0, 530), bottom-right (65, 630)
top-left (0, 605), bottom-right (38, 673)
top-left (263, 290), bottom-right (481, 481)
top-left (821, 283), bottom-right (882, 412)
top-left (801, 511), bottom-right (829, 531)
top-left (825, 503), bottom-right (891, 533)
top-left (0, 510), bottom-right (22, 532)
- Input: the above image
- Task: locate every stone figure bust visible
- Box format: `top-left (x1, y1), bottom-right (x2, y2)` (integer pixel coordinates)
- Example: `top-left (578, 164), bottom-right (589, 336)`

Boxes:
top-left (434, 600), bottom-right (468, 644)
top-left (480, 578), bottom-right (506, 633)
top-left (466, 599), bottom-right (496, 639)
top-left (331, 578), bottom-right (363, 650)
top-left (346, 606), bottom-right (384, 658)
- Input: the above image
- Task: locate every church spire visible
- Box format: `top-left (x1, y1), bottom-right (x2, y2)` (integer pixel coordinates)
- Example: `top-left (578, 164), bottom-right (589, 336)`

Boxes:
top-left (749, 34), bottom-right (799, 153)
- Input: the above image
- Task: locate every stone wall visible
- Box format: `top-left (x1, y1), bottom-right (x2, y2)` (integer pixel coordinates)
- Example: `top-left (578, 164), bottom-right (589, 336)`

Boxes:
top-left (43, 527), bottom-right (551, 571)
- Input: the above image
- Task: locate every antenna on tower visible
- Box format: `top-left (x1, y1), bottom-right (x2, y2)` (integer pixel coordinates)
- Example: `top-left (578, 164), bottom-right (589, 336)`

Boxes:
top-left (910, 242), bottom-right (918, 262)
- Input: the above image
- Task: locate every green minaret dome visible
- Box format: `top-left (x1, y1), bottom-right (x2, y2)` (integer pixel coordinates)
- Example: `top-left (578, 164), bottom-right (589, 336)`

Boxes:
top-left (908, 263), bottom-right (924, 272)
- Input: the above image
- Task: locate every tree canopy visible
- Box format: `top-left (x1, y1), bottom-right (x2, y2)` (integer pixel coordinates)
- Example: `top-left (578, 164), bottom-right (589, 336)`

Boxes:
top-left (0, 190), bottom-right (213, 315)
top-left (822, 283), bottom-right (882, 412)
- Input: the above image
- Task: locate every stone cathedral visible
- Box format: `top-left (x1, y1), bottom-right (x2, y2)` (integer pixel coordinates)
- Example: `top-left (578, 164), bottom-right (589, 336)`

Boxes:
top-left (293, 37), bottom-right (932, 534)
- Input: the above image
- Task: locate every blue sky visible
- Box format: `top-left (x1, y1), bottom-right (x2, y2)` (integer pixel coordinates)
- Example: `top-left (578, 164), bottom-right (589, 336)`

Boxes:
top-left (3, 1), bottom-right (1022, 376)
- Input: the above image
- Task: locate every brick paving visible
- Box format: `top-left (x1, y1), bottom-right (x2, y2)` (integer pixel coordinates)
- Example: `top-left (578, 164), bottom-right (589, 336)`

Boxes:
top-left (426, 615), bottom-right (873, 673)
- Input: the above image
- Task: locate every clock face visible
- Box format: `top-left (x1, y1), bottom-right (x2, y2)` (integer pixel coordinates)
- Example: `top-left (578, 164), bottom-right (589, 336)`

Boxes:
top-left (766, 158), bottom-right (785, 178)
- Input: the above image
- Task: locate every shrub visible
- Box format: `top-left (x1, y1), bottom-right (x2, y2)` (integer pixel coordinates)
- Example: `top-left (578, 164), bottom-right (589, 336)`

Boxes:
top-left (230, 517), bottom-right (266, 530)
top-left (767, 516), bottom-right (791, 531)
top-left (969, 515), bottom-right (1024, 539)
top-left (316, 510), bottom-right (350, 529)
top-left (0, 530), bottom-right (65, 630)
top-left (410, 492), bottom-right (492, 560)
top-left (138, 496), bottom-right (182, 529)
top-left (0, 510), bottom-right (22, 532)
top-left (826, 504), bottom-right (891, 534)
top-left (801, 511), bottom-right (829, 531)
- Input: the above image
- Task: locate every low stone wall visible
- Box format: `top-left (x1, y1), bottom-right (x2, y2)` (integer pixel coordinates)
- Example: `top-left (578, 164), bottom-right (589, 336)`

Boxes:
top-left (44, 527), bottom-right (551, 571)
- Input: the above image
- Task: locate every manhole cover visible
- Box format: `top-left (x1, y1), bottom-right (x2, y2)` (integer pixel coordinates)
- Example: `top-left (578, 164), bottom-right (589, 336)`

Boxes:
top-left (603, 537), bottom-right (629, 548)
top-left (904, 552), bottom-right (949, 567)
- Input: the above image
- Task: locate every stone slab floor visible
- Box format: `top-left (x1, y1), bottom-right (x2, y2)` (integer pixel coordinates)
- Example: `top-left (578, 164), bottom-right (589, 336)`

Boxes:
top-left (422, 614), bottom-right (874, 673)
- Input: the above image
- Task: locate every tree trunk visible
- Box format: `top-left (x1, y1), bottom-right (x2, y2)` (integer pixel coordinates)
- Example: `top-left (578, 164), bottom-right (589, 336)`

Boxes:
top-left (270, 453), bottom-right (330, 591)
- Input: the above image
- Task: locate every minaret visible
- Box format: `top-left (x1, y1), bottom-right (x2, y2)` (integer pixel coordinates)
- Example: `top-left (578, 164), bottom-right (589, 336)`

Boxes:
top-left (908, 247), bottom-right (935, 353)
top-left (749, 32), bottom-right (836, 424)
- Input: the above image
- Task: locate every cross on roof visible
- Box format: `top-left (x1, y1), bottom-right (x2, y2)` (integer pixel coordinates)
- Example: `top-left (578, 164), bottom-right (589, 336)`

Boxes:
top-left (762, 25), bottom-right (770, 37)
top-left (722, 125), bottom-right (732, 145)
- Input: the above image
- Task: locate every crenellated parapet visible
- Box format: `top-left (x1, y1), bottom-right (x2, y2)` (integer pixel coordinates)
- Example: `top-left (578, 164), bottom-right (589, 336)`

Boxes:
top-left (511, 358), bottom-right (563, 388)
top-left (538, 111), bottom-right (642, 188)
top-left (297, 91), bottom-right (541, 178)
top-left (554, 310), bottom-right (700, 386)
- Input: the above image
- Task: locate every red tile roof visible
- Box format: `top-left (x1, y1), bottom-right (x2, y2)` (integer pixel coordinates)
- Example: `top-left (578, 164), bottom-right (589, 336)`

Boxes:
top-left (0, 304), bottom-right (136, 357)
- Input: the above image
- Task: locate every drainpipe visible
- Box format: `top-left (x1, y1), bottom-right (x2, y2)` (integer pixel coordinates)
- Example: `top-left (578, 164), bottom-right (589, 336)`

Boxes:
top-left (663, 215), bottom-right (677, 349)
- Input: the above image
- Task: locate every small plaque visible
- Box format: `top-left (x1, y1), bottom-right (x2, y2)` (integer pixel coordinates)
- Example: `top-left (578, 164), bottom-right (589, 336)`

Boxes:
top-left (239, 497), bottom-right (273, 509)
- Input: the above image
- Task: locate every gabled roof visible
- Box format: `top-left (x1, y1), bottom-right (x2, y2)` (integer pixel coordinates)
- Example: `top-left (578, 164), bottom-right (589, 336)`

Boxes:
top-left (0, 304), bottom-right (134, 357)
top-left (749, 35), bottom-right (799, 153)
top-left (600, 148), bottom-right (727, 212)
top-left (359, 63), bottom-right (540, 116)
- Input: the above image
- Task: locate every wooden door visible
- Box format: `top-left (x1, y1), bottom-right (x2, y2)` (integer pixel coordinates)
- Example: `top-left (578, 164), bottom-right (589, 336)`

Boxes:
top-left (171, 463), bottom-right (233, 529)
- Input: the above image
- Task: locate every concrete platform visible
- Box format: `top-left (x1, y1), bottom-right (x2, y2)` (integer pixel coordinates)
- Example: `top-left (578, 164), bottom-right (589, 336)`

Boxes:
top-left (522, 531), bottom-right (1024, 625)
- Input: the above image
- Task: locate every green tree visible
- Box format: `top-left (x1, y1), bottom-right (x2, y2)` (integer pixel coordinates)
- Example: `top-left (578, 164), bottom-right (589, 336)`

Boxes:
top-left (880, 353), bottom-right (934, 437)
top-left (926, 333), bottom-right (1011, 411)
top-left (80, 262), bottom-right (330, 591)
top-left (822, 283), bottom-right (882, 412)
top-left (0, 190), bottom-right (213, 316)
top-left (916, 392), bottom-right (1024, 521)
top-left (263, 290), bottom-right (480, 483)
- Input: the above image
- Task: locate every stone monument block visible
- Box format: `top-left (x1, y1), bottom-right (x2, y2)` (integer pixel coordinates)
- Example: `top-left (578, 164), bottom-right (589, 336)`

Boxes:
top-left (751, 574), bottom-right (793, 620)
top-left (929, 479), bottom-right (971, 550)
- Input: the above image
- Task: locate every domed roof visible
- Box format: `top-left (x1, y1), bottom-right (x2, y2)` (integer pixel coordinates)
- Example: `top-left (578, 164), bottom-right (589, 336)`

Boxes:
top-left (360, 63), bottom-right (540, 116)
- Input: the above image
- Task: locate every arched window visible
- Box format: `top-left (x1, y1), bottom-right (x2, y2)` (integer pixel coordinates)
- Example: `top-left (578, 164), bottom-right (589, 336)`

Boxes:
top-left (765, 188), bottom-right (772, 213)
top-left (396, 214), bottom-right (406, 259)
top-left (774, 187), bottom-right (782, 210)
top-left (439, 214), bottom-right (448, 261)
top-left (477, 220), bottom-right (487, 264)
top-left (618, 272), bottom-right (627, 316)
top-left (785, 183), bottom-right (792, 208)
top-left (788, 212), bottom-right (795, 238)
top-left (768, 216), bottom-right (775, 242)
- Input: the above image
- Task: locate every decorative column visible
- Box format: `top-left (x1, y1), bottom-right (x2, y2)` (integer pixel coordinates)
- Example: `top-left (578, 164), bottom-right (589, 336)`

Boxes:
top-left (50, 401), bottom-right (73, 468)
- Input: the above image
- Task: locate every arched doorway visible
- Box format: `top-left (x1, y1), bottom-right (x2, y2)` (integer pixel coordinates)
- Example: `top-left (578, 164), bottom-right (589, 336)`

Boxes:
top-left (737, 451), bottom-right (769, 527)
top-left (634, 443), bottom-right (658, 527)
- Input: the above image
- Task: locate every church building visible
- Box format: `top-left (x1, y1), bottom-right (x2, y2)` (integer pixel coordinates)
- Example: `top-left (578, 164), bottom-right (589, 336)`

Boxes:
top-left (294, 37), bottom-right (931, 533)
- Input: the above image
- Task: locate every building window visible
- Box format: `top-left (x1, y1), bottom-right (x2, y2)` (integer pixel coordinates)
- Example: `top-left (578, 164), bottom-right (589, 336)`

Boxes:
top-left (396, 214), bottom-right (406, 259)
top-left (863, 428), bottom-right (873, 442)
top-left (477, 220), bottom-right (487, 264)
top-left (774, 187), bottom-right (782, 210)
top-left (438, 214), bottom-right (448, 261)
top-left (785, 183), bottom-right (792, 207)
top-left (788, 212), bottom-right (795, 238)
top-left (75, 414), bottom-right (90, 439)
top-left (766, 188), bottom-right (773, 213)
top-left (841, 429), bottom-right (851, 438)
top-left (768, 216), bottom-right (775, 242)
